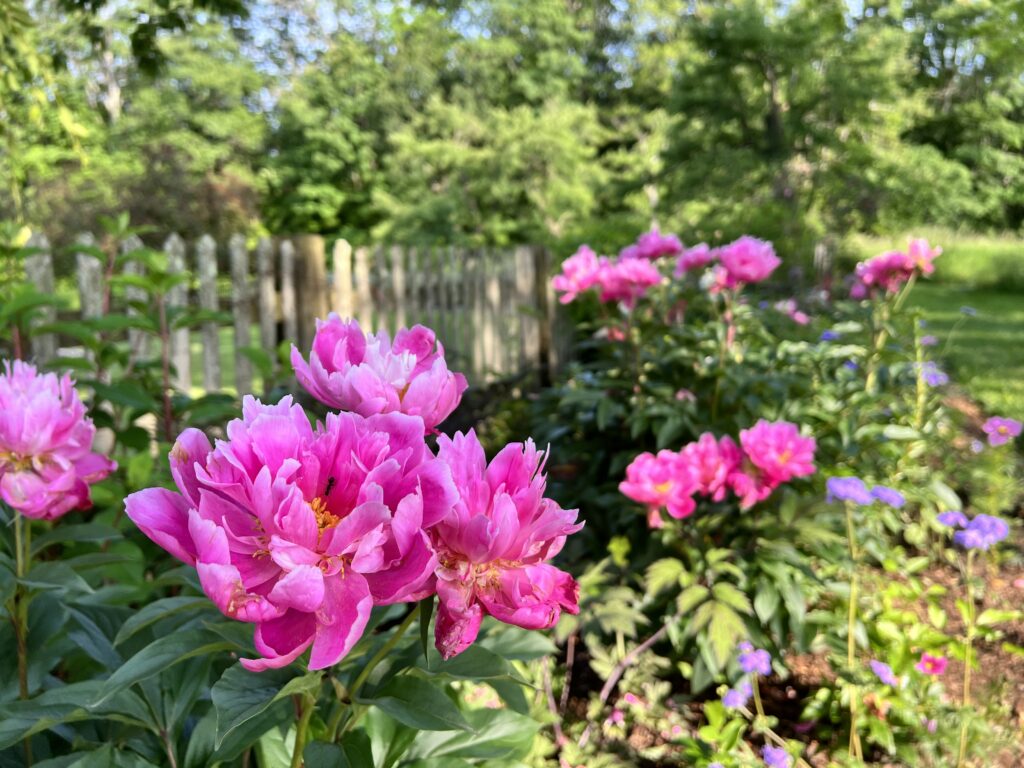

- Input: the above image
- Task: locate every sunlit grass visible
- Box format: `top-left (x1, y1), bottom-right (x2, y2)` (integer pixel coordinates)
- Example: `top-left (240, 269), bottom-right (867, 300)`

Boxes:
top-left (907, 283), bottom-right (1024, 418)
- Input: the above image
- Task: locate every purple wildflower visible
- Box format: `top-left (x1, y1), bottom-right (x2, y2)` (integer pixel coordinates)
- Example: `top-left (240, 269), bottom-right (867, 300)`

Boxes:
top-left (954, 514), bottom-right (1009, 551)
top-left (762, 745), bottom-right (792, 768)
top-left (826, 476), bottom-right (873, 505)
top-left (871, 485), bottom-right (905, 508)
top-left (738, 642), bottom-right (772, 676)
top-left (920, 335), bottom-right (938, 347)
top-left (820, 330), bottom-right (840, 342)
top-left (722, 680), bottom-right (752, 709)
top-left (982, 417), bottom-right (1022, 447)
top-left (870, 659), bottom-right (898, 686)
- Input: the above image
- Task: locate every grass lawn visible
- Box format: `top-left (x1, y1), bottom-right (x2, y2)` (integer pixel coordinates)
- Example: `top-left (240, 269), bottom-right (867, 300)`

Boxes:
top-left (908, 282), bottom-right (1024, 419)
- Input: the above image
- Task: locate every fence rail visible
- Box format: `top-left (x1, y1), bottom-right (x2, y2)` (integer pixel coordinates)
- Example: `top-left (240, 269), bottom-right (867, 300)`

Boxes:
top-left (23, 234), bottom-right (569, 392)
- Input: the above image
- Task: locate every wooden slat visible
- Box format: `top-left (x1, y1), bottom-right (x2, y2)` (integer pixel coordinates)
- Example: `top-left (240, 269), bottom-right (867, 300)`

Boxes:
top-left (24, 233), bottom-right (56, 363)
top-left (515, 245), bottom-right (539, 375)
top-left (353, 245), bottom-right (372, 330)
top-left (121, 234), bottom-right (148, 363)
top-left (229, 234), bottom-right (253, 396)
top-left (75, 232), bottom-right (103, 320)
top-left (164, 233), bottom-right (191, 391)
top-left (295, 235), bottom-right (328, 351)
top-left (390, 245), bottom-right (407, 332)
top-left (196, 234), bottom-right (221, 391)
top-left (256, 237), bottom-right (277, 366)
top-left (333, 239), bottom-right (353, 318)
top-left (280, 239), bottom-right (298, 346)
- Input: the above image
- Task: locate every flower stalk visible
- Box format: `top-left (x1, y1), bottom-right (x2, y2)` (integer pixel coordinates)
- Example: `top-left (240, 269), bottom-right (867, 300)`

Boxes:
top-left (957, 549), bottom-right (977, 768)
top-left (844, 501), bottom-right (863, 761)
top-left (12, 512), bottom-right (33, 765)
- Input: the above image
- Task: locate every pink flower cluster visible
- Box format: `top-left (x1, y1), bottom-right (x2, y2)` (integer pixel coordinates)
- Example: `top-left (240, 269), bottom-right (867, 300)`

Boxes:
top-left (850, 238), bottom-right (941, 299)
top-left (551, 245), bottom-right (662, 309)
top-left (620, 420), bottom-right (816, 527)
top-left (677, 236), bottom-right (781, 291)
top-left (773, 299), bottom-right (810, 326)
top-left (619, 227), bottom-right (683, 261)
top-left (291, 316), bottom-right (467, 433)
top-left (0, 361), bottom-right (116, 520)
top-left (127, 323), bottom-right (581, 670)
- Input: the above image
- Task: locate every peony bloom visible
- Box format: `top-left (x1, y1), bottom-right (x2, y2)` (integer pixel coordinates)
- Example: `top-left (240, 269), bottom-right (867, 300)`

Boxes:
top-left (552, 245), bottom-right (604, 304)
top-left (679, 433), bottom-right (741, 502)
top-left (126, 396), bottom-right (457, 671)
top-left (915, 653), bottom-right (947, 676)
top-left (953, 513), bottom-right (1009, 551)
top-left (432, 431), bottom-right (582, 659)
top-left (870, 660), bottom-right (898, 687)
top-left (982, 416), bottom-right (1021, 447)
top-left (907, 238), bottom-right (941, 275)
top-left (731, 420), bottom-right (816, 508)
top-left (291, 316), bottom-right (467, 433)
top-left (0, 360), bottom-right (115, 520)
top-left (620, 450), bottom-right (699, 526)
top-left (620, 227), bottom-right (683, 262)
top-left (738, 641), bottom-right (772, 676)
top-left (717, 236), bottom-right (781, 288)
top-left (595, 257), bottom-right (663, 309)
top-left (674, 243), bottom-right (716, 276)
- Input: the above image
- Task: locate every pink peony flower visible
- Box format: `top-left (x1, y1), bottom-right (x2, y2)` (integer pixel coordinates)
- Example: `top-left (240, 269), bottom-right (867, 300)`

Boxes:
top-left (850, 239), bottom-right (939, 299)
top-left (678, 433), bottom-right (741, 503)
top-left (717, 236), bottom-right (781, 288)
top-left (907, 238), bottom-right (942, 275)
top-left (915, 653), bottom-right (947, 676)
top-left (620, 228), bottom-right (683, 262)
top-left (620, 450), bottom-right (699, 525)
top-left (432, 431), bottom-right (582, 659)
top-left (595, 257), bottom-right (663, 309)
top-left (674, 243), bottom-right (716, 276)
top-left (982, 416), bottom-right (1022, 446)
top-left (0, 360), bottom-right (116, 520)
top-left (731, 420), bottom-right (816, 508)
top-left (126, 396), bottom-right (457, 671)
top-left (291, 316), bottom-right (467, 433)
top-left (773, 299), bottom-right (810, 325)
top-left (552, 245), bottom-right (604, 304)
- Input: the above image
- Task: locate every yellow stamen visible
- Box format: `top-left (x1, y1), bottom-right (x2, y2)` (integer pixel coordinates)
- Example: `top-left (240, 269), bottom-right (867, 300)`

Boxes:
top-left (311, 497), bottom-right (340, 536)
top-left (653, 481), bottom-right (672, 494)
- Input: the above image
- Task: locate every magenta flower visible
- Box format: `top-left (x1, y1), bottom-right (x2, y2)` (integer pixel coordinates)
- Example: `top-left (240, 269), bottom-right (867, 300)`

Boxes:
top-left (717, 236), bottom-right (781, 288)
top-left (915, 653), bottom-right (947, 676)
top-left (674, 243), bottom-right (716, 276)
top-left (552, 245), bottom-right (604, 304)
top-left (731, 420), bottom-right (816, 508)
top-left (982, 416), bottom-right (1021, 447)
top-left (620, 227), bottom-right (683, 261)
top-left (0, 361), bottom-right (116, 520)
top-left (620, 450), bottom-right (699, 526)
top-left (432, 431), bottom-right (582, 659)
top-left (126, 397), bottom-right (457, 671)
top-left (678, 433), bottom-right (741, 502)
top-left (291, 316), bottom-right (467, 433)
top-left (850, 240), bottom-right (939, 299)
top-left (595, 257), bottom-right (663, 309)
top-left (907, 238), bottom-right (942, 275)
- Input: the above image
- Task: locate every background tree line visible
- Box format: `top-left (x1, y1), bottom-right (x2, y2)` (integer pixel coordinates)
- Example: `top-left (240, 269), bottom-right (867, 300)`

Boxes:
top-left (3, 0), bottom-right (1024, 258)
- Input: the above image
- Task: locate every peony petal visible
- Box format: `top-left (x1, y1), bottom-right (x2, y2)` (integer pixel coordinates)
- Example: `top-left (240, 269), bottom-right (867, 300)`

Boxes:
top-left (124, 487), bottom-right (197, 565)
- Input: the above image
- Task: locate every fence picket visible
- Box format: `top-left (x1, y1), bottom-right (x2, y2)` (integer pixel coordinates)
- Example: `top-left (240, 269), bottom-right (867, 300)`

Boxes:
top-left (389, 245), bottom-right (407, 333)
top-left (75, 233), bottom-right (103, 321)
top-left (353, 246), bottom-right (372, 329)
top-left (229, 234), bottom-right (253, 396)
top-left (256, 237), bottom-right (277, 370)
top-left (164, 233), bottom-right (191, 391)
top-left (333, 239), bottom-right (353, 318)
top-left (279, 239), bottom-right (298, 347)
top-left (196, 234), bottom-right (221, 391)
top-left (25, 233), bottom-right (56, 363)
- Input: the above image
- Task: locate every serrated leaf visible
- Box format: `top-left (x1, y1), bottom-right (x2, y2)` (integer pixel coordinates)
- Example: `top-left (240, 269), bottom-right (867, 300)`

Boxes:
top-left (677, 584), bottom-right (710, 614)
top-left (712, 582), bottom-right (753, 615)
top-left (645, 558), bottom-right (684, 597)
top-left (707, 603), bottom-right (746, 669)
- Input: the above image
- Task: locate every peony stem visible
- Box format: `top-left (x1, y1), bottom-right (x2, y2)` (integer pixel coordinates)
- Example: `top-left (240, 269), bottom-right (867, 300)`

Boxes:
top-left (13, 514), bottom-right (33, 765)
top-left (957, 550), bottom-right (976, 768)
top-left (290, 693), bottom-right (315, 768)
top-left (845, 502), bottom-right (862, 761)
top-left (339, 607), bottom-right (420, 737)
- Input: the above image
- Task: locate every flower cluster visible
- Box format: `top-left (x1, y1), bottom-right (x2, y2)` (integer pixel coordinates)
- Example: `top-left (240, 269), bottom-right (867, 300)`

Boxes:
top-left (620, 420), bottom-right (816, 527)
top-left (938, 511), bottom-right (1009, 551)
top-left (291, 315), bottom-right (467, 433)
top-left (619, 227), bottom-right (683, 261)
top-left (128, 322), bottom-right (581, 670)
top-left (0, 361), bottom-right (116, 520)
top-left (773, 299), bottom-right (810, 326)
top-left (850, 238), bottom-right (941, 299)
top-left (551, 244), bottom-right (662, 309)
top-left (716, 236), bottom-right (782, 288)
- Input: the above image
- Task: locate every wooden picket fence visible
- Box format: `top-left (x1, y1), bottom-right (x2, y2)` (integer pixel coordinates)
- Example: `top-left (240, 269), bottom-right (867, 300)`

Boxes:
top-left (22, 233), bottom-right (570, 394)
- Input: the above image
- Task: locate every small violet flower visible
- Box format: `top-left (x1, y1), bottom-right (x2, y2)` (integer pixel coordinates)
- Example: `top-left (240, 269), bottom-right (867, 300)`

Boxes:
top-left (920, 334), bottom-right (938, 347)
top-left (937, 510), bottom-right (968, 528)
top-left (826, 476), bottom-right (872, 505)
top-left (953, 513), bottom-right (1009, 551)
top-left (738, 641), bottom-right (772, 676)
top-left (870, 485), bottom-right (905, 508)
top-left (915, 653), bottom-right (948, 676)
top-left (982, 416), bottom-right (1022, 447)
top-left (762, 744), bottom-right (792, 768)
top-left (722, 680), bottom-right (752, 709)
top-left (920, 361), bottom-right (949, 387)
top-left (820, 329), bottom-right (841, 342)
top-left (870, 659), bottom-right (898, 686)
